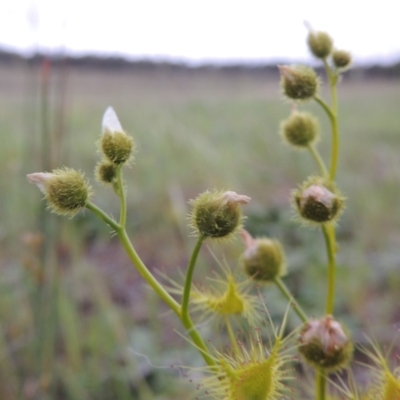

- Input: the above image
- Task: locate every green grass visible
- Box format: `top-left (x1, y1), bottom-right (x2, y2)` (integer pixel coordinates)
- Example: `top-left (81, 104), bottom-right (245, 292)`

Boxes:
top-left (1, 63), bottom-right (400, 399)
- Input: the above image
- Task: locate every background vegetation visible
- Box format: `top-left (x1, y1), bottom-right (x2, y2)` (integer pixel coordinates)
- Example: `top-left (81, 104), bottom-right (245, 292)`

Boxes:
top-left (1, 56), bottom-right (400, 399)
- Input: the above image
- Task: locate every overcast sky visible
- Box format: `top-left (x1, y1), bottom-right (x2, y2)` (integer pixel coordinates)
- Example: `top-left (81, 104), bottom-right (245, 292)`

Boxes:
top-left (1, 0), bottom-right (400, 65)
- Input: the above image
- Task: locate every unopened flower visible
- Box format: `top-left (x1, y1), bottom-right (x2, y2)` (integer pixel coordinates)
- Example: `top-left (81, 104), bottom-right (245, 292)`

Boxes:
top-left (299, 315), bottom-right (353, 371)
top-left (280, 111), bottom-right (319, 148)
top-left (279, 65), bottom-right (319, 101)
top-left (27, 168), bottom-right (92, 216)
top-left (240, 230), bottom-right (286, 282)
top-left (189, 190), bottom-right (250, 239)
top-left (332, 50), bottom-right (352, 70)
top-left (307, 31), bottom-right (333, 59)
top-left (100, 106), bottom-right (135, 165)
top-left (292, 176), bottom-right (345, 225)
top-left (95, 160), bottom-right (117, 184)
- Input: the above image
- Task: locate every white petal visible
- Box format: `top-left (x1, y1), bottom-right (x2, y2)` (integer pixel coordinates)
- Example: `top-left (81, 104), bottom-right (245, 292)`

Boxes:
top-left (102, 106), bottom-right (123, 135)
top-left (222, 191), bottom-right (251, 206)
top-left (27, 172), bottom-right (53, 193)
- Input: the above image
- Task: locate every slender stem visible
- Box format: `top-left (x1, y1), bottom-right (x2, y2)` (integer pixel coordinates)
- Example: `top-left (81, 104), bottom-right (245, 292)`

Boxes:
top-left (273, 277), bottom-right (308, 323)
top-left (182, 236), bottom-right (204, 318)
top-left (87, 202), bottom-right (215, 367)
top-left (86, 201), bottom-right (120, 232)
top-left (86, 201), bottom-right (181, 315)
top-left (322, 224), bottom-right (337, 315)
top-left (313, 96), bottom-right (334, 123)
top-left (307, 144), bottom-right (329, 178)
top-left (116, 228), bottom-right (181, 316)
top-left (225, 316), bottom-right (240, 356)
top-left (316, 369), bottom-right (327, 400)
top-left (316, 60), bottom-right (340, 181)
top-left (181, 236), bottom-right (217, 368)
top-left (116, 165), bottom-right (127, 227)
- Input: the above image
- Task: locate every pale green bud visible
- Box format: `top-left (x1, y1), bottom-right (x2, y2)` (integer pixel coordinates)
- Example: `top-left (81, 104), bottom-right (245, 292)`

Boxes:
top-left (332, 50), bottom-right (352, 70)
top-left (307, 31), bottom-right (333, 59)
top-left (240, 230), bottom-right (286, 282)
top-left (95, 161), bottom-right (117, 184)
top-left (189, 190), bottom-right (250, 239)
top-left (279, 65), bottom-right (319, 101)
top-left (100, 107), bottom-right (135, 165)
top-left (27, 168), bottom-right (92, 216)
top-left (280, 112), bottom-right (319, 148)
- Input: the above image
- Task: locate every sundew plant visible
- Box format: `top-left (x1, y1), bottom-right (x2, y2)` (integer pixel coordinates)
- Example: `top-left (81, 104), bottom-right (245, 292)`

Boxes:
top-left (28, 28), bottom-right (400, 399)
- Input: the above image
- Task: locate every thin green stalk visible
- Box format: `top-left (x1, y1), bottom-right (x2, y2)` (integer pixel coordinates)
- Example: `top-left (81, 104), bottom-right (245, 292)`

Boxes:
top-left (273, 277), bottom-right (308, 323)
top-left (86, 201), bottom-right (120, 232)
top-left (87, 201), bottom-right (215, 367)
top-left (86, 201), bottom-right (180, 315)
top-left (316, 369), bottom-right (327, 400)
top-left (316, 60), bottom-right (340, 181)
top-left (182, 236), bottom-right (204, 317)
top-left (116, 165), bottom-right (127, 227)
top-left (322, 224), bottom-right (337, 315)
top-left (307, 144), bottom-right (329, 178)
top-left (181, 236), bottom-right (217, 368)
top-left (117, 228), bottom-right (181, 316)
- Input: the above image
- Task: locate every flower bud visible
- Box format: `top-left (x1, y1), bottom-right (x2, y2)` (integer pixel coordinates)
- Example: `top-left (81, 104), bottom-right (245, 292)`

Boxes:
top-left (27, 168), bottom-right (92, 216)
top-left (240, 230), bottom-right (286, 282)
top-left (189, 190), bottom-right (250, 239)
top-left (307, 31), bottom-right (333, 59)
top-left (279, 65), bottom-right (319, 101)
top-left (292, 177), bottom-right (344, 225)
top-left (332, 50), bottom-right (352, 70)
top-left (95, 161), bottom-right (117, 184)
top-left (100, 107), bottom-right (135, 165)
top-left (280, 112), bottom-right (319, 148)
top-left (299, 315), bottom-right (353, 371)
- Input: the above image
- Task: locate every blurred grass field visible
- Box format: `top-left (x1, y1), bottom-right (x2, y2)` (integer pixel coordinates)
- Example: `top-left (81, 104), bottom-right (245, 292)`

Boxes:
top-left (1, 62), bottom-right (400, 399)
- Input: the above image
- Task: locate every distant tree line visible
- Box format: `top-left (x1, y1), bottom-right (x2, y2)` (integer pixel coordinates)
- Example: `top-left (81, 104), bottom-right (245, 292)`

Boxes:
top-left (1, 48), bottom-right (399, 79)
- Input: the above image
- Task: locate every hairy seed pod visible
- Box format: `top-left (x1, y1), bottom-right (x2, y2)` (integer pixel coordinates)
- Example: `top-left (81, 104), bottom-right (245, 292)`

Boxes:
top-left (279, 65), bottom-right (319, 101)
top-left (292, 177), bottom-right (345, 225)
top-left (307, 31), bottom-right (333, 59)
top-left (299, 315), bottom-right (353, 371)
top-left (280, 112), bottom-right (319, 148)
top-left (189, 190), bottom-right (250, 239)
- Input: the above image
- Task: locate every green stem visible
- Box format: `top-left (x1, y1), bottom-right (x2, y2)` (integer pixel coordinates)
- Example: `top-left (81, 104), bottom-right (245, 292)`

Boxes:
top-left (315, 60), bottom-right (340, 181)
top-left (316, 369), bottom-right (327, 400)
top-left (87, 203), bottom-right (216, 367)
top-left (86, 201), bottom-right (181, 315)
top-left (322, 224), bottom-right (337, 315)
top-left (273, 277), bottom-right (308, 323)
top-left (182, 236), bottom-right (204, 317)
top-left (181, 236), bottom-right (217, 368)
top-left (313, 96), bottom-right (334, 122)
top-left (86, 201), bottom-right (120, 232)
top-left (116, 165), bottom-right (127, 227)
top-left (307, 144), bottom-right (329, 178)
top-left (117, 228), bottom-right (182, 316)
